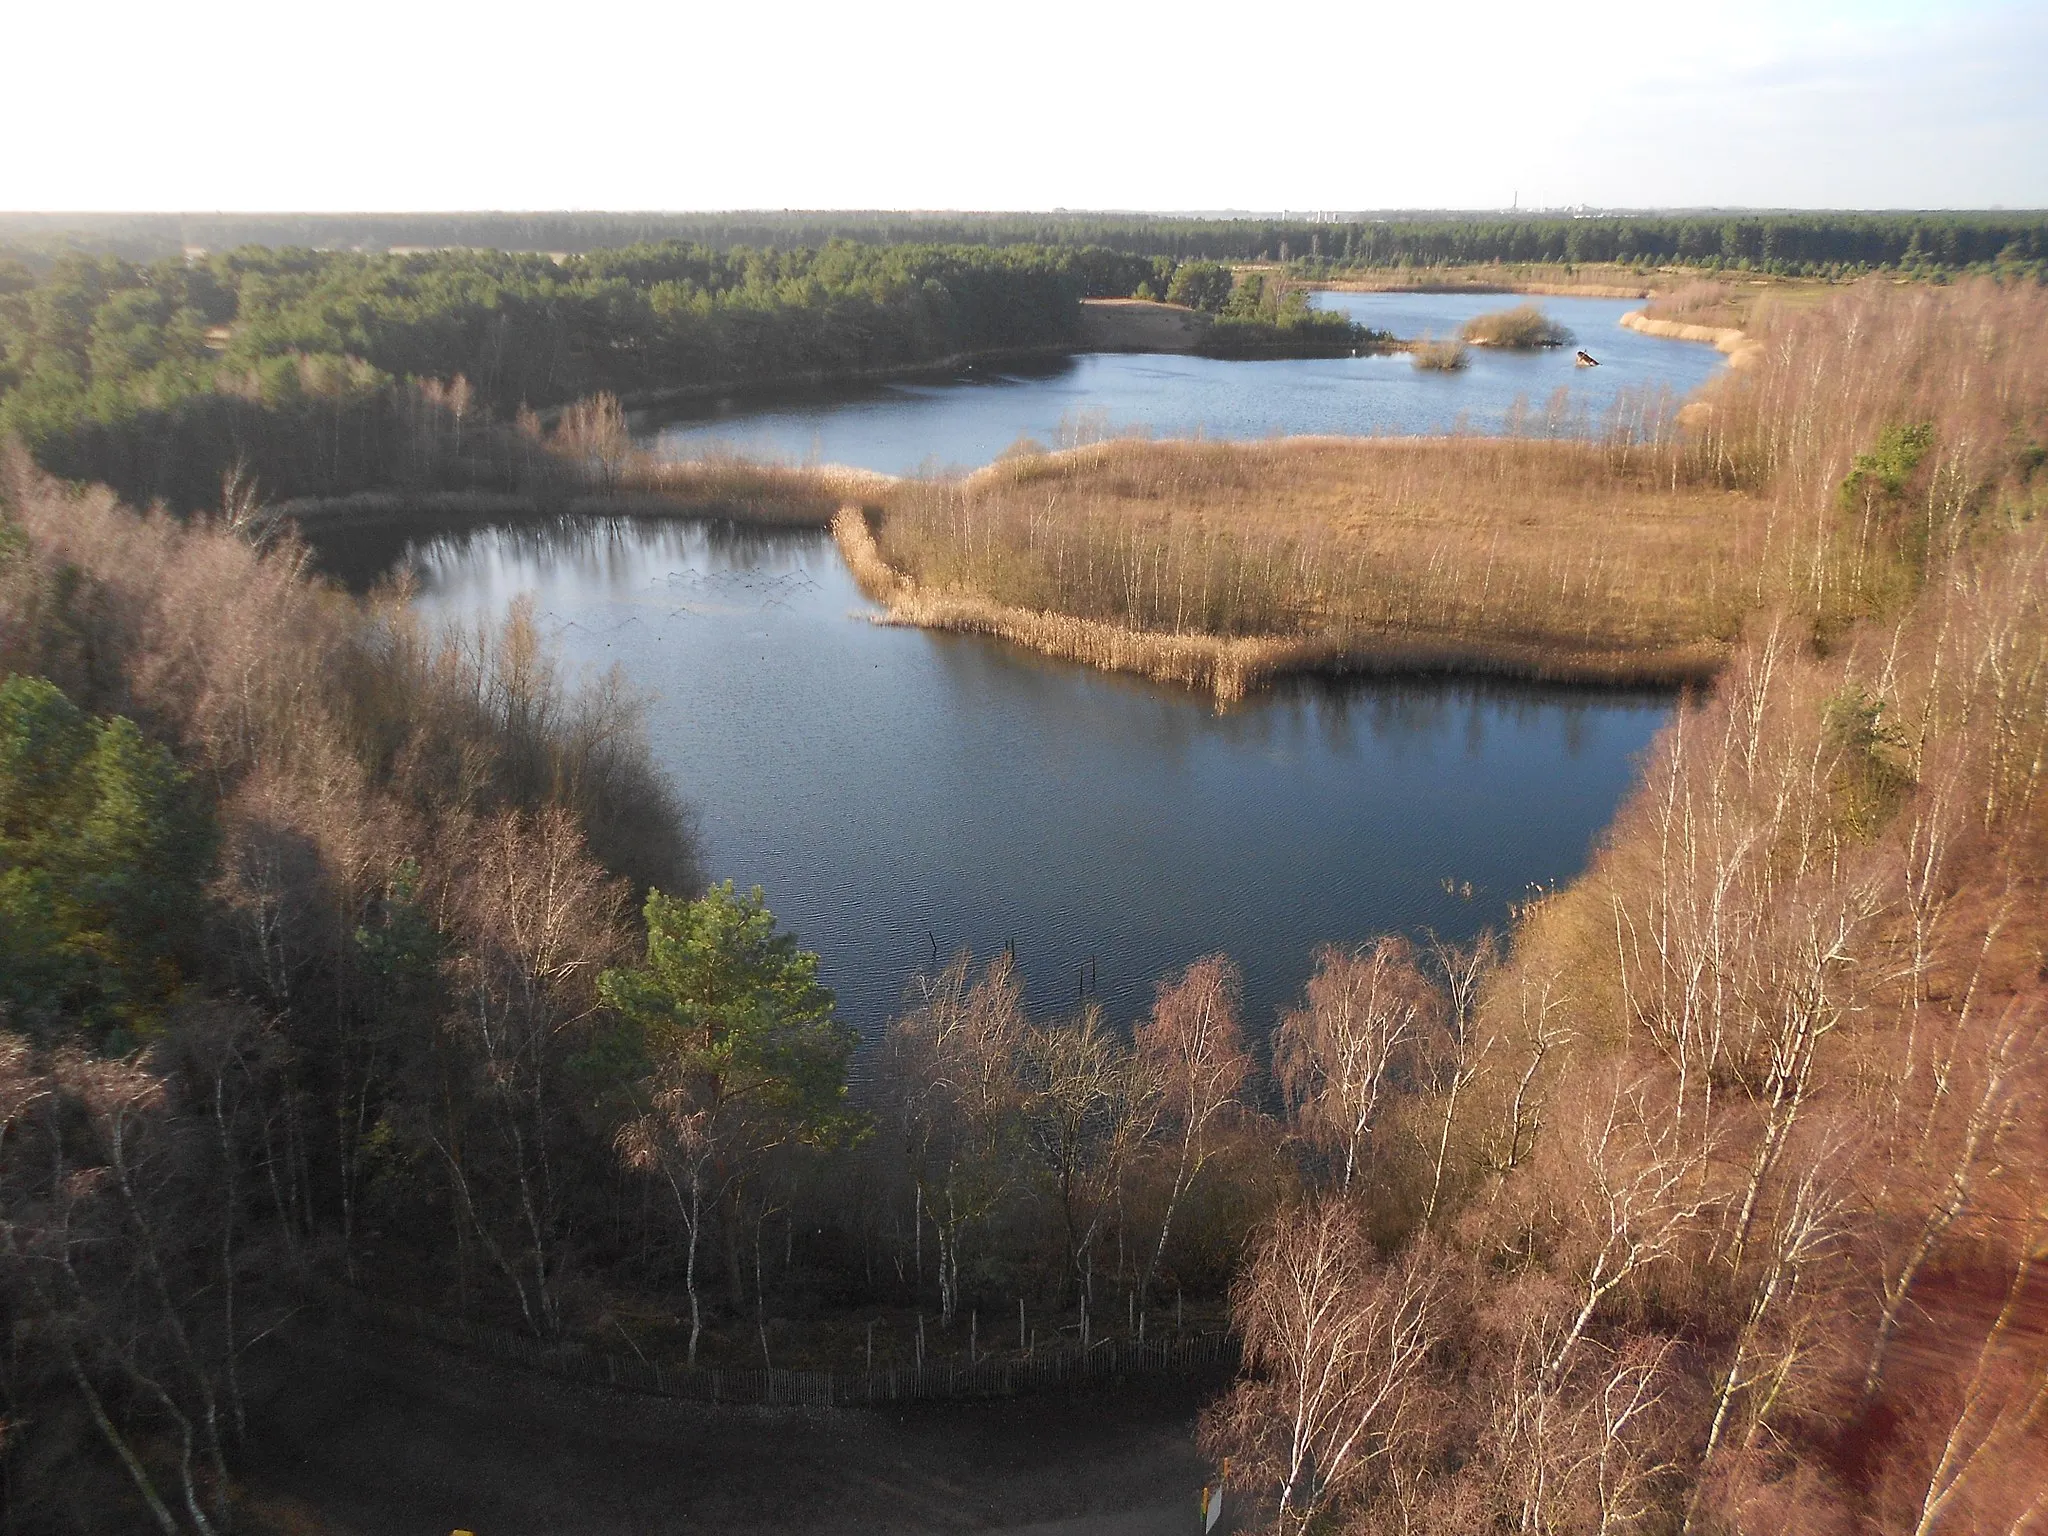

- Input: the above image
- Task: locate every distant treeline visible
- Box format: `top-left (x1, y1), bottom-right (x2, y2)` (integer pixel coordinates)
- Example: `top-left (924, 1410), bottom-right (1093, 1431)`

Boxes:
top-left (5, 209), bottom-right (2044, 276)
top-left (0, 240), bottom-right (1160, 508)
top-left (1303, 211), bottom-right (2048, 276)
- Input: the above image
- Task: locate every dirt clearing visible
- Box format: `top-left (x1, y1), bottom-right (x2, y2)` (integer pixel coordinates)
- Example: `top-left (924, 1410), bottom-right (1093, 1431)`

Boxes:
top-left (239, 1319), bottom-right (1230, 1536)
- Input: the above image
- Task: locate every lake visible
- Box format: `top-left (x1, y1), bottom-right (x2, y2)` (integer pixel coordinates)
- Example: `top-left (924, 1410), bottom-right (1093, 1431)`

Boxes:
top-left (388, 518), bottom-right (1672, 1042)
top-left (643, 291), bottom-right (1721, 475)
top-left (329, 294), bottom-right (1711, 1040)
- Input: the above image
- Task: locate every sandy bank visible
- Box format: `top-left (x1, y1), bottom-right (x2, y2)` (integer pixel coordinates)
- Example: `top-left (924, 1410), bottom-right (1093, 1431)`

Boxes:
top-left (1078, 298), bottom-right (1214, 353)
top-left (1620, 310), bottom-right (1764, 368)
top-left (1316, 277), bottom-right (1654, 300)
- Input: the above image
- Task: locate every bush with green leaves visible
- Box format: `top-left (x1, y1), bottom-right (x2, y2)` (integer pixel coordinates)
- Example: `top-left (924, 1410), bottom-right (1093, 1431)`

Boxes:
top-left (0, 674), bottom-right (214, 1039)
top-left (1166, 260), bottom-right (1235, 314)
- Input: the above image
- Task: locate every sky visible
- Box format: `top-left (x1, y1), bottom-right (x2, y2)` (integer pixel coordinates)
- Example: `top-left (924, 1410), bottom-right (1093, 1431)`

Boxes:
top-left (3, 0), bottom-right (2043, 213)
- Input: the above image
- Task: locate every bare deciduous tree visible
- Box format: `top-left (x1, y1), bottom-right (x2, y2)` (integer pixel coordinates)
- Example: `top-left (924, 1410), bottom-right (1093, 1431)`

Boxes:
top-left (1205, 1204), bottom-right (1448, 1532)
top-left (1278, 939), bottom-right (1438, 1194)
top-left (1135, 954), bottom-right (1252, 1302)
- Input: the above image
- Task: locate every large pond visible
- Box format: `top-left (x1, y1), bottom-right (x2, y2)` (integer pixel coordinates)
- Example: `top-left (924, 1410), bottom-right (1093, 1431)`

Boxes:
top-left (366, 518), bottom-right (1673, 1041)
top-left (645, 292), bottom-right (1722, 475)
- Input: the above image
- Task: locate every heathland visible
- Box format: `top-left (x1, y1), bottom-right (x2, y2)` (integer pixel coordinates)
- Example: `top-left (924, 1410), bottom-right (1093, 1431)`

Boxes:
top-left (1, 229), bottom-right (2046, 1536)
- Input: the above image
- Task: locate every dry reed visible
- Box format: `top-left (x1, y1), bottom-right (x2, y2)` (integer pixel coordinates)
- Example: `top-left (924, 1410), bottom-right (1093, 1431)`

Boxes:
top-left (847, 278), bottom-right (2048, 701)
top-left (1410, 339), bottom-right (1470, 372)
top-left (1460, 305), bottom-right (1572, 348)
top-left (859, 418), bottom-right (1754, 700)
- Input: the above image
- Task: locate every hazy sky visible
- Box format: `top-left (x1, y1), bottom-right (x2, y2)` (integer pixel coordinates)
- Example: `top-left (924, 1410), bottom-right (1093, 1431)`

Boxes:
top-left (5, 0), bottom-right (2043, 212)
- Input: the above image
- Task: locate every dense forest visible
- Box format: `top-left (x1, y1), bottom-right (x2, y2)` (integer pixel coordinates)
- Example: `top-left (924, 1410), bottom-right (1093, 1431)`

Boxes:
top-left (5, 209), bottom-right (2045, 277)
top-left (0, 241), bottom-right (1377, 511)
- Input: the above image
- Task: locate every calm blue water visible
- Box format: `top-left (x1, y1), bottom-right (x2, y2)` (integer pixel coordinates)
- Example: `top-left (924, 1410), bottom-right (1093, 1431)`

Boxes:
top-left (394, 519), bottom-right (1671, 1042)
top-left (645, 292), bottom-right (1718, 475)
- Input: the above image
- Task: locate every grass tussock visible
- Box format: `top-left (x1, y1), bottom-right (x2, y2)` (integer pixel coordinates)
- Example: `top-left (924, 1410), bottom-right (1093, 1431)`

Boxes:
top-left (1459, 303), bottom-right (1573, 348)
top-left (1409, 338), bottom-right (1470, 372)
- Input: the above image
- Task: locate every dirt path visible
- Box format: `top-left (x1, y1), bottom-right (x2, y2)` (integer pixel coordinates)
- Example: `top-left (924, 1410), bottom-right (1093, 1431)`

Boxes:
top-left (239, 1319), bottom-right (1229, 1536)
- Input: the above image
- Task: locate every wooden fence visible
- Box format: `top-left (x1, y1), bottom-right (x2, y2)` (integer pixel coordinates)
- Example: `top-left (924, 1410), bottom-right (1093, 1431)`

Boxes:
top-left (336, 1289), bottom-right (1236, 1411)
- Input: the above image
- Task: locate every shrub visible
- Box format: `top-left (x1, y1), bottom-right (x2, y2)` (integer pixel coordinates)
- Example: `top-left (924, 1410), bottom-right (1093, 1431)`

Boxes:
top-left (1411, 339), bottom-right (1469, 372)
top-left (1460, 304), bottom-right (1572, 348)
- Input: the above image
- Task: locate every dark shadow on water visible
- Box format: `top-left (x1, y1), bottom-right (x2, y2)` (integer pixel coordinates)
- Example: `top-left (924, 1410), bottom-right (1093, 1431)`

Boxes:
top-left (637, 354), bottom-right (1085, 435)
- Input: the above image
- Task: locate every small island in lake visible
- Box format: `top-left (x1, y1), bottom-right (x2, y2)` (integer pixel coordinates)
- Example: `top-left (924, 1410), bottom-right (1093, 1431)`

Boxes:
top-left (1460, 302), bottom-right (1574, 348)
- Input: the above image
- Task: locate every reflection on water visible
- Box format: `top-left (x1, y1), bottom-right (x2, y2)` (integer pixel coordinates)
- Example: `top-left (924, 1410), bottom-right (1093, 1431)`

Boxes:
top-left (351, 517), bottom-right (1674, 1043)
top-left (645, 292), bottom-right (1722, 474)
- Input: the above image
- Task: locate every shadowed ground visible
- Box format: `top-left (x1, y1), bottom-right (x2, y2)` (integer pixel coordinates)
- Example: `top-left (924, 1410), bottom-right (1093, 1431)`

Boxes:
top-left (239, 1318), bottom-right (1230, 1536)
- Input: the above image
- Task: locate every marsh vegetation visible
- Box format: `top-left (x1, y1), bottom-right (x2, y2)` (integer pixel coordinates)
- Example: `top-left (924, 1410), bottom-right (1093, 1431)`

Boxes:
top-left (850, 424), bottom-right (1745, 697)
top-left (1460, 303), bottom-right (1574, 349)
top-left (1409, 338), bottom-right (1469, 371)
top-left (838, 280), bottom-right (2046, 697)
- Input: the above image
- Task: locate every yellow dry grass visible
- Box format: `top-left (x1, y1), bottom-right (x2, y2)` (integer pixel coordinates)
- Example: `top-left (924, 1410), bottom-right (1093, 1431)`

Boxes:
top-left (847, 433), bottom-right (1759, 700)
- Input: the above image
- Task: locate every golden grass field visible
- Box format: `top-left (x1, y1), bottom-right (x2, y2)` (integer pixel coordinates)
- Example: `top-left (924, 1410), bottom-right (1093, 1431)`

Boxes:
top-left (841, 433), bottom-right (1763, 701)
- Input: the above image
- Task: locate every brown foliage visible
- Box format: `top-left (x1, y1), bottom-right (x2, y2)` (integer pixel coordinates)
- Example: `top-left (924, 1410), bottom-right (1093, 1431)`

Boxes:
top-left (1277, 939), bottom-right (1438, 1196)
top-left (0, 452), bottom-right (695, 1523)
top-left (1207, 280), bottom-right (2048, 1532)
top-left (1202, 1204), bottom-right (1451, 1532)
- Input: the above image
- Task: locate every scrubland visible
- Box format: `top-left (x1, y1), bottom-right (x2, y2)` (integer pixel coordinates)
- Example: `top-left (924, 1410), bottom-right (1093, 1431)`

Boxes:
top-left (1187, 276), bottom-right (2048, 1532)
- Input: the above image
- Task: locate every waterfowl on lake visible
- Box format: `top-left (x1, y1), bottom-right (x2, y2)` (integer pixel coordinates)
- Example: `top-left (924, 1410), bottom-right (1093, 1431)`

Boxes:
top-left (1576, 350), bottom-right (1601, 367)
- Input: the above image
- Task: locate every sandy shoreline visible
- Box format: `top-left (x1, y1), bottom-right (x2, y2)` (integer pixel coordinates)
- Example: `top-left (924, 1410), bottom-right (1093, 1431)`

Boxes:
top-left (1619, 310), bottom-right (1762, 367)
top-left (1313, 277), bottom-right (1655, 299)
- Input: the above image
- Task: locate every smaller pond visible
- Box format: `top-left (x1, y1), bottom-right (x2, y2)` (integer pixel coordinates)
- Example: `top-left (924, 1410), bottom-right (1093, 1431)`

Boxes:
top-left (379, 518), bottom-right (1674, 1042)
top-left (644, 292), bottom-right (1719, 476)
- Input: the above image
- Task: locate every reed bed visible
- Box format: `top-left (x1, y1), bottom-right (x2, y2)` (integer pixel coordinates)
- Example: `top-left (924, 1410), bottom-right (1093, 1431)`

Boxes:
top-left (616, 451), bottom-right (881, 525)
top-left (855, 414), bottom-right (1758, 700)
top-left (1638, 275), bottom-right (1837, 331)
top-left (1641, 279), bottom-right (1748, 330)
top-left (841, 279), bottom-right (2048, 702)
top-left (1410, 339), bottom-right (1470, 372)
top-left (1460, 304), bottom-right (1572, 348)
